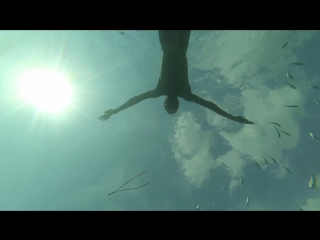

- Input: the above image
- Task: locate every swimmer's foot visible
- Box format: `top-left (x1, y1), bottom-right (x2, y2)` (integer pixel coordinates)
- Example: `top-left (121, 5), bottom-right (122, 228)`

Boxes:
top-left (233, 116), bottom-right (254, 125)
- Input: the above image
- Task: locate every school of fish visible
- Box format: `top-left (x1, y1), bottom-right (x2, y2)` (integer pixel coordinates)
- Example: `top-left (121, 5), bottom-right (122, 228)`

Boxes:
top-left (237, 38), bottom-right (319, 210)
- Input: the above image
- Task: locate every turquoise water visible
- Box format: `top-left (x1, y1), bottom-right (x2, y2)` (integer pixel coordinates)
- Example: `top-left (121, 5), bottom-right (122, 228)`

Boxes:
top-left (0, 30), bottom-right (319, 210)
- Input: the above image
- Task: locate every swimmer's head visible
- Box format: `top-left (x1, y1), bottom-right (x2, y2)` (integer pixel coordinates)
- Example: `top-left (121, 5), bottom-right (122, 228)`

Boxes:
top-left (164, 96), bottom-right (179, 114)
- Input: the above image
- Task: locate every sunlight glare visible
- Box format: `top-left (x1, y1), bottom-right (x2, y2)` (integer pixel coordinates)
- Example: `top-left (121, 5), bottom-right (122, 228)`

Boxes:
top-left (18, 69), bottom-right (73, 113)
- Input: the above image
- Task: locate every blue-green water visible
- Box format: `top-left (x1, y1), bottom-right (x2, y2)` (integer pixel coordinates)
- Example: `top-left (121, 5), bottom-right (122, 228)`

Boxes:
top-left (0, 30), bottom-right (319, 210)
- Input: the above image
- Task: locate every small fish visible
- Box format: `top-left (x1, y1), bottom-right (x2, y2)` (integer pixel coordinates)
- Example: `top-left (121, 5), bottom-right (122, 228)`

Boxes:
top-left (220, 162), bottom-right (234, 173)
top-left (251, 160), bottom-right (258, 168)
top-left (281, 165), bottom-right (292, 174)
top-left (293, 203), bottom-right (304, 211)
top-left (119, 31), bottom-right (126, 35)
top-left (269, 122), bottom-right (281, 128)
top-left (279, 130), bottom-right (291, 136)
top-left (274, 126), bottom-right (281, 138)
top-left (255, 161), bottom-right (261, 169)
top-left (266, 155), bottom-right (278, 163)
top-left (309, 175), bottom-right (316, 189)
top-left (251, 156), bottom-right (260, 169)
top-left (289, 62), bottom-right (304, 65)
top-left (286, 71), bottom-right (293, 79)
top-left (197, 205), bottom-right (201, 211)
top-left (240, 175), bottom-right (243, 186)
top-left (282, 40), bottom-right (289, 48)
top-left (306, 84), bottom-right (320, 89)
top-left (309, 132), bottom-right (316, 140)
top-left (309, 132), bottom-right (320, 142)
top-left (314, 99), bottom-right (320, 105)
top-left (283, 105), bottom-right (299, 108)
top-left (263, 156), bottom-right (269, 165)
top-left (246, 197), bottom-right (249, 207)
top-left (285, 81), bottom-right (296, 89)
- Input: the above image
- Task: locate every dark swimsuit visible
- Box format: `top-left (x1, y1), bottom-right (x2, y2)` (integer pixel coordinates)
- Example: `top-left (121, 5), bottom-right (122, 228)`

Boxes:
top-left (155, 30), bottom-right (192, 97)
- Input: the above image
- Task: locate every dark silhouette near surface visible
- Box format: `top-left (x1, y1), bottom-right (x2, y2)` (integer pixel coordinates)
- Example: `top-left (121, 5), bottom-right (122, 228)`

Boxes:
top-left (99, 30), bottom-right (254, 125)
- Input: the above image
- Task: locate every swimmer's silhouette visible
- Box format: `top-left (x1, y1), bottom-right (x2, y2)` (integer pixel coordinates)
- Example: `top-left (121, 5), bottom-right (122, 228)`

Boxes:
top-left (99, 30), bottom-right (254, 125)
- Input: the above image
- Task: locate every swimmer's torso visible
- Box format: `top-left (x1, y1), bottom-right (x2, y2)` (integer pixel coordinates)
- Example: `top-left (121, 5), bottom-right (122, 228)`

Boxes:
top-left (155, 48), bottom-right (191, 97)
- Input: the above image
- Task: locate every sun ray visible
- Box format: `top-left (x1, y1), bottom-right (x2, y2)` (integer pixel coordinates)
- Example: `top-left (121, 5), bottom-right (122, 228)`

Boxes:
top-left (18, 69), bottom-right (73, 113)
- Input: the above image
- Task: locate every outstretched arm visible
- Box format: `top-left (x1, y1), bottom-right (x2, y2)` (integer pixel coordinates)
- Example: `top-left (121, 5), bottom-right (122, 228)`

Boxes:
top-left (182, 92), bottom-right (254, 124)
top-left (99, 89), bottom-right (160, 121)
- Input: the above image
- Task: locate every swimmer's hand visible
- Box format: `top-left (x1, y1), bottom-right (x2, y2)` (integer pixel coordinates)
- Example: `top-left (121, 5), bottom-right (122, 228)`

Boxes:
top-left (98, 109), bottom-right (114, 121)
top-left (233, 116), bottom-right (254, 125)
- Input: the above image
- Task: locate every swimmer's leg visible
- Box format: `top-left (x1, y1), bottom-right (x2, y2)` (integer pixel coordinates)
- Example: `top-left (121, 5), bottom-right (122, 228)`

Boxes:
top-left (159, 30), bottom-right (178, 51)
top-left (177, 30), bottom-right (191, 50)
top-left (159, 30), bottom-right (191, 53)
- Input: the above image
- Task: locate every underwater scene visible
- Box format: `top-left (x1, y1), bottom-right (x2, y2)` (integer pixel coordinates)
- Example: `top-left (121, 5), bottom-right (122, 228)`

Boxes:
top-left (0, 30), bottom-right (319, 210)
